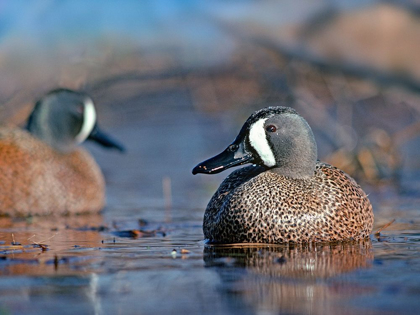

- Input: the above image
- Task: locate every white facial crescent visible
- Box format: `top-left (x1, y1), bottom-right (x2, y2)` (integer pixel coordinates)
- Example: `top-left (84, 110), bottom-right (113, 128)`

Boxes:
top-left (248, 118), bottom-right (276, 167)
top-left (75, 98), bottom-right (96, 144)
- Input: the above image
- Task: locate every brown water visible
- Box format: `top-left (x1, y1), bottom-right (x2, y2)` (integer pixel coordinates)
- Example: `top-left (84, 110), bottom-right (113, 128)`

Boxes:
top-left (1, 93), bottom-right (420, 315)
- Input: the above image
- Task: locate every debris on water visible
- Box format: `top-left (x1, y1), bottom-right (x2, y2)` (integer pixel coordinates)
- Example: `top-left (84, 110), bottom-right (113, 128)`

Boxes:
top-left (0, 242), bottom-right (50, 255)
top-left (27, 233), bottom-right (59, 251)
top-left (11, 233), bottom-right (21, 245)
top-left (32, 243), bottom-right (49, 252)
top-left (113, 228), bottom-right (166, 238)
top-left (113, 229), bottom-right (151, 238)
top-left (374, 219), bottom-right (396, 237)
top-left (74, 225), bottom-right (109, 232)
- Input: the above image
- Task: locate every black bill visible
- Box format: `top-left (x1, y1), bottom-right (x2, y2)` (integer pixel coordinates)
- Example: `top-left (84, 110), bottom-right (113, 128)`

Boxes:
top-left (88, 124), bottom-right (125, 152)
top-left (192, 142), bottom-right (253, 175)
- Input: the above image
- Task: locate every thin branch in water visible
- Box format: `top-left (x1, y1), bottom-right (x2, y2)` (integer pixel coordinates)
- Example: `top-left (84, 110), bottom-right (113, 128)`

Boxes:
top-left (374, 219), bottom-right (396, 236)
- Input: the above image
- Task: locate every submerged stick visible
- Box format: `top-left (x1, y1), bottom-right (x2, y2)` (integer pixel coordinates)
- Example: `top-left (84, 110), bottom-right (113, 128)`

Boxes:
top-left (374, 219), bottom-right (396, 236)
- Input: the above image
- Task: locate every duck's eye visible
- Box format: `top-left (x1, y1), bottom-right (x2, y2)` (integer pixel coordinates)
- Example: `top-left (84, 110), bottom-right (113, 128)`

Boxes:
top-left (76, 105), bottom-right (84, 114)
top-left (266, 125), bottom-right (277, 133)
top-left (228, 144), bottom-right (239, 152)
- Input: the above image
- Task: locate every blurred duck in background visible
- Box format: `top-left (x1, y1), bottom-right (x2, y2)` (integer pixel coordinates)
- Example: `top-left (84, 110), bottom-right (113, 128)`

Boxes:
top-left (0, 88), bottom-right (124, 216)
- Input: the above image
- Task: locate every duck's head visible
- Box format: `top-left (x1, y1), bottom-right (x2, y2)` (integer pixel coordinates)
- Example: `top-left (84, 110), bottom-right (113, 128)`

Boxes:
top-left (27, 88), bottom-right (125, 153)
top-left (192, 106), bottom-right (317, 179)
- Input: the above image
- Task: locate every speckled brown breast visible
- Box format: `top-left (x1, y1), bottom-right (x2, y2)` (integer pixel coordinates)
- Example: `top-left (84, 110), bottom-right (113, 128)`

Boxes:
top-left (0, 127), bottom-right (105, 216)
top-left (203, 162), bottom-right (374, 243)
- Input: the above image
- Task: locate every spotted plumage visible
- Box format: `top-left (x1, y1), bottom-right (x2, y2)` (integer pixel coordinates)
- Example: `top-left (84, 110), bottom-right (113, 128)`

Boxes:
top-left (193, 106), bottom-right (373, 244)
top-left (0, 89), bottom-right (124, 216)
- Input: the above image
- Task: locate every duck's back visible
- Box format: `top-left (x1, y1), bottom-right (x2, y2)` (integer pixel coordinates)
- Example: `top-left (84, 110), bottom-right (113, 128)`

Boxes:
top-left (204, 162), bottom-right (373, 243)
top-left (0, 127), bottom-right (105, 216)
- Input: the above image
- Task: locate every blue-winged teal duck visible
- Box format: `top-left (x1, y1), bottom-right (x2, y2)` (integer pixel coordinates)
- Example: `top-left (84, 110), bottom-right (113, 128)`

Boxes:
top-left (193, 106), bottom-right (373, 243)
top-left (0, 88), bottom-right (124, 216)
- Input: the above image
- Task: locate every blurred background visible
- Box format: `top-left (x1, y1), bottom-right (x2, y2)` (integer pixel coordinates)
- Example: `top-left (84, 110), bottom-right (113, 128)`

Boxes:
top-left (2, 2), bottom-right (420, 314)
top-left (1, 0), bottom-right (420, 212)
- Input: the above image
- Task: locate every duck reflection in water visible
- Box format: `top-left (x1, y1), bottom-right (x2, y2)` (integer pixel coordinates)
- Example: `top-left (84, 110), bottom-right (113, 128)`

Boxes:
top-left (204, 240), bottom-right (373, 314)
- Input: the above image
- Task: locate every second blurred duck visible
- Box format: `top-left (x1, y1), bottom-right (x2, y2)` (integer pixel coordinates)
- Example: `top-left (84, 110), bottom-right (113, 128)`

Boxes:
top-left (0, 88), bottom-right (124, 216)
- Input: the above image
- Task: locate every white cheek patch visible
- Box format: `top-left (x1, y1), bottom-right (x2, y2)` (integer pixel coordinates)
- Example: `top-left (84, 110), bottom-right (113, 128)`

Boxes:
top-left (249, 118), bottom-right (276, 167)
top-left (75, 98), bottom-right (97, 144)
